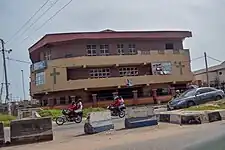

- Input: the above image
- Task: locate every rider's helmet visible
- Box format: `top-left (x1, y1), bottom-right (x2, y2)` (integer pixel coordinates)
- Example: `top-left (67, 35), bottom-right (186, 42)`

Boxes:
top-left (71, 101), bottom-right (75, 105)
top-left (176, 90), bottom-right (180, 94)
top-left (114, 96), bottom-right (120, 101)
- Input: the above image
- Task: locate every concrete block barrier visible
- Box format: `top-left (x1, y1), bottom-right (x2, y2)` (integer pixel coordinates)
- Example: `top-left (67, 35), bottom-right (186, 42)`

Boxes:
top-left (158, 109), bottom-right (225, 125)
top-left (84, 111), bottom-right (114, 134)
top-left (0, 123), bottom-right (4, 146)
top-left (10, 117), bottom-right (53, 145)
top-left (125, 106), bottom-right (158, 129)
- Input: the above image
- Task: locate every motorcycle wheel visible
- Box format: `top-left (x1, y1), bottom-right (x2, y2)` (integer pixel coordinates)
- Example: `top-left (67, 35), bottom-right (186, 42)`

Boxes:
top-left (74, 115), bottom-right (82, 123)
top-left (56, 116), bottom-right (65, 125)
top-left (118, 110), bottom-right (125, 118)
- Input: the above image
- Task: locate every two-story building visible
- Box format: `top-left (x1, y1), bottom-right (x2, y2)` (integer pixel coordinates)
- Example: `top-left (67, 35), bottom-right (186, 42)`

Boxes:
top-left (29, 29), bottom-right (193, 107)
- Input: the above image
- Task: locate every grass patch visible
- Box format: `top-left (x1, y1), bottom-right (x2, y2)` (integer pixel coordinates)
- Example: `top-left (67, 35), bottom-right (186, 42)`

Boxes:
top-left (38, 107), bottom-right (106, 120)
top-left (0, 113), bottom-right (16, 127)
top-left (185, 99), bottom-right (225, 111)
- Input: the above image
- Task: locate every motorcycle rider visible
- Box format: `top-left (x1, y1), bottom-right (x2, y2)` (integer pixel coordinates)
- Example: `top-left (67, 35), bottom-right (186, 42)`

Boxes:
top-left (173, 90), bottom-right (181, 99)
top-left (74, 97), bottom-right (83, 113)
top-left (111, 95), bottom-right (125, 112)
top-left (67, 100), bottom-right (76, 118)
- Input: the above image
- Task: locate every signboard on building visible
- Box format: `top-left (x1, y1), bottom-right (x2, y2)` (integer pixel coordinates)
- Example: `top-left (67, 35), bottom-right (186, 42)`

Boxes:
top-left (31, 61), bottom-right (47, 72)
top-left (151, 62), bottom-right (172, 75)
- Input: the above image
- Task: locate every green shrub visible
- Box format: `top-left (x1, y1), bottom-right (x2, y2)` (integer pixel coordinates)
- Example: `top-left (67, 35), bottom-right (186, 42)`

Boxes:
top-left (83, 107), bottom-right (105, 117)
top-left (38, 109), bottom-right (61, 120)
top-left (0, 113), bottom-right (16, 127)
top-left (38, 107), bottom-right (106, 120)
top-left (185, 105), bottom-right (220, 111)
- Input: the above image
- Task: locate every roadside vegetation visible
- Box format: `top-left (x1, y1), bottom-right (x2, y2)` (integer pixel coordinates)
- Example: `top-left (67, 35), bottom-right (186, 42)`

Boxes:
top-left (38, 107), bottom-right (106, 120)
top-left (185, 99), bottom-right (225, 111)
top-left (0, 113), bottom-right (16, 127)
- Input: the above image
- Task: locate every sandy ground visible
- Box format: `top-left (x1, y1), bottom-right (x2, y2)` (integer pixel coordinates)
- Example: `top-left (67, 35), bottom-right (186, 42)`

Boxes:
top-left (2, 122), bottom-right (201, 150)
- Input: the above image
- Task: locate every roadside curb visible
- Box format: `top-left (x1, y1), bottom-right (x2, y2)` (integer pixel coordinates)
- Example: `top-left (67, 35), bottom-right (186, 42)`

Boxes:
top-left (156, 109), bottom-right (225, 125)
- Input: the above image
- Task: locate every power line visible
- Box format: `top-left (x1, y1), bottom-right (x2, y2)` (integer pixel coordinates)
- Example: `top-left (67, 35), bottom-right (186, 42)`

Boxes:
top-left (207, 55), bottom-right (223, 63)
top-left (21, 0), bottom-right (73, 43)
top-left (6, 57), bottom-right (31, 64)
top-left (190, 56), bottom-right (204, 62)
top-left (9, 0), bottom-right (60, 45)
top-left (6, 0), bottom-right (50, 44)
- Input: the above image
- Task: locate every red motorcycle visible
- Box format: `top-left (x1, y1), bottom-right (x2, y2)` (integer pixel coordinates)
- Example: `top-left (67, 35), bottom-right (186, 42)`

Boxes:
top-left (107, 104), bottom-right (126, 118)
top-left (55, 109), bottom-right (83, 125)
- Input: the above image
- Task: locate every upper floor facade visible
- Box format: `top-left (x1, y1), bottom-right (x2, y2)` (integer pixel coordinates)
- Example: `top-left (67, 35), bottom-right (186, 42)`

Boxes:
top-left (29, 30), bottom-right (192, 63)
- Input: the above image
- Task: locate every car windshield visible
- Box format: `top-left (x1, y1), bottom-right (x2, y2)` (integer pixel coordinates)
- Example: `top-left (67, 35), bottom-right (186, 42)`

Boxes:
top-left (178, 89), bottom-right (197, 98)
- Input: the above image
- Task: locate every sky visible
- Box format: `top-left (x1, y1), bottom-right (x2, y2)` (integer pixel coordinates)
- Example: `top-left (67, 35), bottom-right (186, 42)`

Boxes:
top-left (0, 0), bottom-right (225, 101)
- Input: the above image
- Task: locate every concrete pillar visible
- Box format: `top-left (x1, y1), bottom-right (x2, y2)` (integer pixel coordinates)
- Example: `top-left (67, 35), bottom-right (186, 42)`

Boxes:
top-left (56, 97), bottom-right (60, 105)
top-left (170, 87), bottom-right (176, 96)
top-left (152, 89), bottom-right (157, 104)
top-left (65, 96), bottom-right (70, 104)
top-left (92, 94), bottom-right (97, 106)
top-left (132, 90), bottom-right (138, 100)
top-left (47, 98), bottom-right (52, 106)
top-left (112, 92), bottom-right (118, 97)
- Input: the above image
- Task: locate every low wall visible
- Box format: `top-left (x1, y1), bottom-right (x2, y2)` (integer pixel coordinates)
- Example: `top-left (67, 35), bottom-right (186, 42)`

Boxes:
top-left (0, 123), bottom-right (4, 146)
top-left (42, 95), bottom-right (172, 109)
top-left (10, 117), bottom-right (53, 145)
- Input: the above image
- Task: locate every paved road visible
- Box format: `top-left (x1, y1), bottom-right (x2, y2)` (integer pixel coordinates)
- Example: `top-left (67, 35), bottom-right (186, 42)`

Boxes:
top-left (53, 107), bottom-right (167, 132)
top-left (100, 121), bottom-right (225, 150)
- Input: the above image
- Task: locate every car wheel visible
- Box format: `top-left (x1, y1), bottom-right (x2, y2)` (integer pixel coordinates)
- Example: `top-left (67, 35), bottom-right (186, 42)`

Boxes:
top-left (215, 95), bottom-right (222, 100)
top-left (187, 101), bottom-right (195, 107)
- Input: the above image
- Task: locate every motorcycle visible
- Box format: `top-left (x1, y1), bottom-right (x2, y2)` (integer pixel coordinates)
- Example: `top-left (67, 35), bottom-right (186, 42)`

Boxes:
top-left (107, 104), bottom-right (126, 118)
top-left (55, 109), bottom-right (83, 125)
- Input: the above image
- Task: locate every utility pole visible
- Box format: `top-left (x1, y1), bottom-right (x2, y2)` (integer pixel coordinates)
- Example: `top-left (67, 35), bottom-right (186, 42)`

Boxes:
top-left (0, 83), bottom-right (3, 103)
top-left (21, 70), bottom-right (26, 100)
top-left (204, 52), bottom-right (209, 87)
top-left (1, 38), bottom-right (12, 115)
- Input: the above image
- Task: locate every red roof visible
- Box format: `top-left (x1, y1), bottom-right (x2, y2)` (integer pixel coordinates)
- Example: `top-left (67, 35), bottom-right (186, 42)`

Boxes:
top-left (29, 30), bottom-right (192, 52)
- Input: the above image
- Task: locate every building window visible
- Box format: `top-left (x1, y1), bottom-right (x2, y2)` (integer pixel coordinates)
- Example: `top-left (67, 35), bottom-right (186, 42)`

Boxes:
top-left (35, 71), bottom-right (45, 86)
top-left (128, 44), bottom-right (136, 55)
top-left (119, 67), bottom-right (138, 76)
top-left (89, 68), bottom-right (110, 78)
top-left (100, 44), bottom-right (109, 56)
top-left (86, 45), bottom-right (97, 56)
top-left (117, 44), bottom-right (124, 55)
top-left (44, 50), bottom-right (51, 60)
top-left (219, 72), bottom-right (222, 75)
top-left (165, 43), bottom-right (174, 49)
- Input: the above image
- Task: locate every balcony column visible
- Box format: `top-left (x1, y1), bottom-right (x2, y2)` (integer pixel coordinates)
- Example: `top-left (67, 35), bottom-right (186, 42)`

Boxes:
top-left (132, 90), bottom-right (138, 105)
top-left (92, 94), bottom-right (97, 107)
top-left (40, 99), bottom-right (45, 106)
top-left (65, 96), bottom-right (70, 104)
top-left (56, 97), bottom-right (60, 105)
top-left (152, 89), bottom-right (157, 104)
top-left (170, 87), bottom-right (176, 96)
top-left (48, 98), bottom-right (54, 107)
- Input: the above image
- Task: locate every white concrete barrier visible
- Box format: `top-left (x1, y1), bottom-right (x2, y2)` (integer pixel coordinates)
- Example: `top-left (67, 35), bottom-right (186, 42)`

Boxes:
top-left (158, 109), bottom-right (225, 125)
top-left (84, 111), bottom-right (114, 134)
top-left (125, 106), bottom-right (158, 129)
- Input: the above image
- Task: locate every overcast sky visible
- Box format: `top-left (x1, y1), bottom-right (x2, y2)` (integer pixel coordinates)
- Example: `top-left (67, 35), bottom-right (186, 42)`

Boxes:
top-left (0, 0), bottom-right (225, 101)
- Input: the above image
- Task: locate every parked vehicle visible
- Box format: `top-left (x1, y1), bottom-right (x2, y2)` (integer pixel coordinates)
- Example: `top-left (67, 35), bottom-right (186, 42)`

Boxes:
top-left (167, 87), bottom-right (225, 110)
top-left (55, 109), bottom-right (83, 125)
top-left (107, 105), bottom-right (126, 118)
